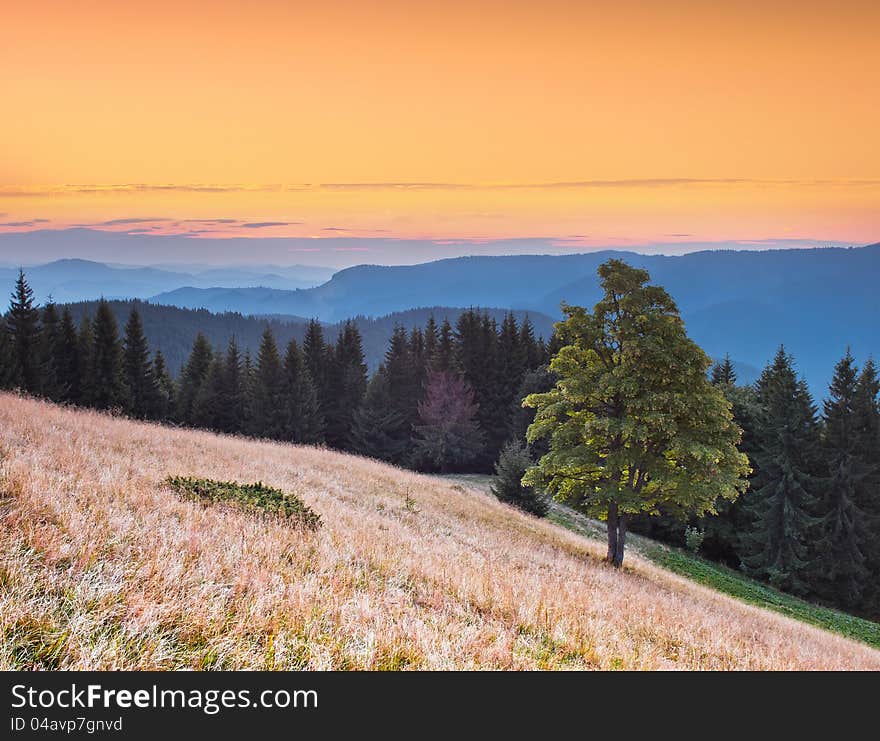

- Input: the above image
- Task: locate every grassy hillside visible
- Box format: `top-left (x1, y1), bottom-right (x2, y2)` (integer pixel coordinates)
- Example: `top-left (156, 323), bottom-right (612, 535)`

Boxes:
top-left (2, 394), bottom-right (879, 670)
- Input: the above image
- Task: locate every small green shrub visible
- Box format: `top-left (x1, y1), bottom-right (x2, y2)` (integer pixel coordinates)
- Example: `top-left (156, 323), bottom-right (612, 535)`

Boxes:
top-left (684, 526), bottom-right (705, 554)
top-left (165, 476), bottom-right (321, 530)
top-left (491, 440), bottom-right (549, 517)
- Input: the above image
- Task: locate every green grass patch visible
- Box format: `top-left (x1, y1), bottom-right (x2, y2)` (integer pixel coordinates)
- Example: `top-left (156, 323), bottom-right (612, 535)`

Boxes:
top-left (643, 544), bottom-right (880, 650)
top-left (165, 476), bottom-right (321, 530)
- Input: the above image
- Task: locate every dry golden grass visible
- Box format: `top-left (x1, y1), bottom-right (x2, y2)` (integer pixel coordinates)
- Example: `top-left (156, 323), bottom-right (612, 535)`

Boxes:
top-left (2, 392), bottom-right (879, 670)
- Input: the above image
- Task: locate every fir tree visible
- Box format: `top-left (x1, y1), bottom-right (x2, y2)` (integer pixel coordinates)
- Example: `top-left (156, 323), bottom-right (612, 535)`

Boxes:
top-left (76, 317), bottom-right (94, 405)
top-left (491, 440), bottom-right (549, 517)
top-left (248, 328), bottom-right (287, 438)
top-left (433, 317), bottom-right (455, 372)
top-left (0, 317), bottom-right (13, 389)
top-left (412, 369), bottom-right (484, 472)
top-left (192, 355), bottom-right (224, 430)
top-left (217, 336), bottom-right (247, 434)
top-left (56, 308), bottom-right (81, 403)
top-left (738, 348), bottom-right (823, 594)
top-left (324, 321), bottom-right (367, 450)
top-left (303, 319), bottom-right (331, 414)
top-left (813, 350), bottom-right (870, 608)
top-left (89, 299), bottom-right (128, 410)
top-left (852, 358), bottom-right (880, 613)
top-left (176, 333), bottom-right (214, 423)
top-left (711, 354), bottom-right (738, 386)
top-left (39, 300), bottom-right (65, 400)
top-left (152, 350), bottom-right (175, 420)
top-left (350, 369), bottom-right (411, 463)
top-left (423, 315), bottom-right (439, 367)
top-left (122, 308), bottom-right (159, 418)
top-left (7, 270), bottom-right (41, 393)
top-left (282, 338), bottom-right (323, 444)
top-left (519, 315), bottom-right (542, 370)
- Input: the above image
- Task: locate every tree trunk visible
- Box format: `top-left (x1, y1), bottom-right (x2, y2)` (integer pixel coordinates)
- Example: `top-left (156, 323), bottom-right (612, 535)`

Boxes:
top-left (606, 502), bottom-right (619, 564)
top-left (612, 514), bottom-right (628, 568)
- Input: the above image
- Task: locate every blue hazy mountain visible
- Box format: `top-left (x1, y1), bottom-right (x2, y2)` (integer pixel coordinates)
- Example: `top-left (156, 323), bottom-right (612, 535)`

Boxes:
top-left (148, 243), bottom-right (880, 395)
top-left (0, 258), bottom-right (335, 303)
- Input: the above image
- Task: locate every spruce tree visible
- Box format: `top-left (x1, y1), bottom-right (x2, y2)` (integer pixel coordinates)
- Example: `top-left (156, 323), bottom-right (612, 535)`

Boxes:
top-left (853, 358), bottom-right (880, 614)
top-left (0, 317), bottom-right (13, 389)
top-left (89, 299), bottom-right (128, 410)
top-left (282, 338), bottom-right (323, 444)
top-left (192, 355), bottom-right (224, 430)
top-left (814, 350), bottom-right (870, 608)
top-left (248, 328), bottom-right (286, 438)
top-left (350, 369), bottom-right (411, 462)
top-left (122, 307), bottom-right (159, 418)
top-left (303, 319), bottom-right (329, 399)
top-left (176, 333), bottom-right (214, 423)
top-left (738, 348), bottom-right (823, 594)
top-left (711, 354), bottom-right (737, 386)
top-left (217, 336), bottom-right (246, 434)
top-left (324, 321), bottom-right (367, 450)
top-left (519, 315), bottom-right (542, 370)
top-left (152, 350), bottom-right (175, 421)
top-left (491, 440), bottom-right (548, 516)
top-left (56, 308), bottom-right (81, 403)
top-left (39, 300), bottom-right (65, 400)
top-left (433, 318), bottom-right (455, 372)
top-left (423, 315), bottom-right (439, 366)
top-left (76, 317), bottom-right (95, 405)
top-left (7, 270), bottom-right (41, 393)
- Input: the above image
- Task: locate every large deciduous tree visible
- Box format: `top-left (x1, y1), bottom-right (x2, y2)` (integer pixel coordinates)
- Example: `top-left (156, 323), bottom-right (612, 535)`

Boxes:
top-left (523, 259), bottom-right (749, 567)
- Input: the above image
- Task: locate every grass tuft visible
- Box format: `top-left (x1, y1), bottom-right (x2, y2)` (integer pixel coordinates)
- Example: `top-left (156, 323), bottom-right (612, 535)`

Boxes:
top-left (164, 476), bottom-right (321, 530)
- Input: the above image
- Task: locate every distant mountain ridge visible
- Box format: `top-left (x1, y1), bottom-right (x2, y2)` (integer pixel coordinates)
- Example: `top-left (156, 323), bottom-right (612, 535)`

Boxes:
top-left (147, 243), bottom-right (880, 395)
top-left (61, 300), bottom-right (557, 376)
top-left (0, 258), bottom-right (335, 304)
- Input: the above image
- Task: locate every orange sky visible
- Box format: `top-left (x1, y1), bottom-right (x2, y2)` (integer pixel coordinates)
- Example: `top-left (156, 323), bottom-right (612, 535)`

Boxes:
top-left (1, 0), bottom-right (878, 250)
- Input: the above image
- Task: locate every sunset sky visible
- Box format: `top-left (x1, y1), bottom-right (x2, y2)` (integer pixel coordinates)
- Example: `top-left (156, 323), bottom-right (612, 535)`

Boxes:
top-left (2, 0), bottom-right (878, 261)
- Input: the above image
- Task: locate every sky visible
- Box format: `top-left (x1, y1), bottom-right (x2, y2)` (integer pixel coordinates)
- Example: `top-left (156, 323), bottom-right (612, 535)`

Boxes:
top-left (1, 0), bottom-right (878, 264)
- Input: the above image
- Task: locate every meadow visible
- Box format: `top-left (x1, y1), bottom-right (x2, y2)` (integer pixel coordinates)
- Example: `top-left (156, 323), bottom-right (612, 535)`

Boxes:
top-left (2, 392), bottom-right (879, 670)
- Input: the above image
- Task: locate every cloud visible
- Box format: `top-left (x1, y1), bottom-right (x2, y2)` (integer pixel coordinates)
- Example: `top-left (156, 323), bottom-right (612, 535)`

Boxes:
top-left (0, 218), bottom-right (51, 227)
top-left (663, 233), bottom-right (694, 237)
top-left (240, 221), bottom-right (299, 228)
top-left (97, 217), bottom-right (172, 226)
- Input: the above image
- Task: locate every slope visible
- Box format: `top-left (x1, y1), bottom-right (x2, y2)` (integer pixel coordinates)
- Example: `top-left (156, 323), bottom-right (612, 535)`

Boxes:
top-left (1, 394), bottom-right (879, 670)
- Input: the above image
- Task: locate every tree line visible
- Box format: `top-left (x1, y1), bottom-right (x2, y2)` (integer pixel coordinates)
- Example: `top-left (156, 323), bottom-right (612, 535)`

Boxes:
top-left (0, 270), bottom-right (552, 476)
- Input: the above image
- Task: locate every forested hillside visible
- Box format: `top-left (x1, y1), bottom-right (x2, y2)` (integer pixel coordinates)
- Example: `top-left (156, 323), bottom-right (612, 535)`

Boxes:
top-left (61, 300), bottom-right (555, 375)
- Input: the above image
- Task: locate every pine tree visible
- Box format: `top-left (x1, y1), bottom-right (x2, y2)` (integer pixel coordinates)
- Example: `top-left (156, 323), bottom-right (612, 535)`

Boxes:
top-left (350, 369), bottom-right (411, 462)
top-left (386, 325), bottom-right (420, 431)
top-left (423, 315), bottom-right (439, 366)
top-left (519, 315), bottom-right (542, 370)
top-left (738, 348), bottom-right (823, 594)
top-left (39, 300), bottom-right (65, 400)
top-left (152, 350), bottom-right (175, 420)
top-left (498, 312), bottom-right (526, 429)
top-left (176, 333), bottom-right (214, 423)
top-left (412, 369), bottom-right (484, 472)
top-left (217, 336), bottom-right (247, 434)
top-left (813, 350), bottom-right (870, 608)
top-left (853, 358), bottom-right (880, 614)
top-left (433, 318), bottom-right (455, 372)
top-left (282, 338), bottom-right (323, 444)
top-left (192, 355), bottom-right (224, 430)
top-left (491, 440), bottom-right (549, 516)
top-left (324, 321), bottom-right (367, 450)
top-left (122, 307), bottom-right (159, 418)
top-left (76, 317), bottom-right (95, 405)
top-left (0, 317), bottom-right (13, 389)
top-left (711, 354), bottom-right (737, 386)
top-left (56, 308), bottom-right (81, 403)
top-left (7, 270), bottom-right (41, 393)
top-left (302, 318), bottom-right (331, 419)
top-left (248, 328), bottom-right (286, 438)
top-left (89, 299), bottom-right (128, 410)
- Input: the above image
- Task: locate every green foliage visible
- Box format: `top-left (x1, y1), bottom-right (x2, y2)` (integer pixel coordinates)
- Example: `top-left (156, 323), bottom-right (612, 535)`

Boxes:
top-left (123, 308), bottom-right (160, 418)
top-left (281, 338), bottom-right (323, 444)
top-left (165, 476), bottom-right (321, 530)
top-left (738, 347), bottom-right (823, 595)
top-left (350, 370), bottom-right (411, 463)
top-left (524, 259), bottom-right (750, 567)
top-left (88, 299), bottom-right (128, 410)
top-left (491, 440), bottom-right (549, 517)
top-left (684, 526), bottom-right (705, 554)
top-left (176, 333), bottom-right (213, 423)
top-left (7, 270), bottom-right (41, 392)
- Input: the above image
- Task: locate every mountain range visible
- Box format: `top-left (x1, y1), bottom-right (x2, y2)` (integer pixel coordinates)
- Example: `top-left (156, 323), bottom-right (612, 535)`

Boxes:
top-left (6, 243), bottom-right (879, 395)
top-left (0, 258), bottom-right (335, 304)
